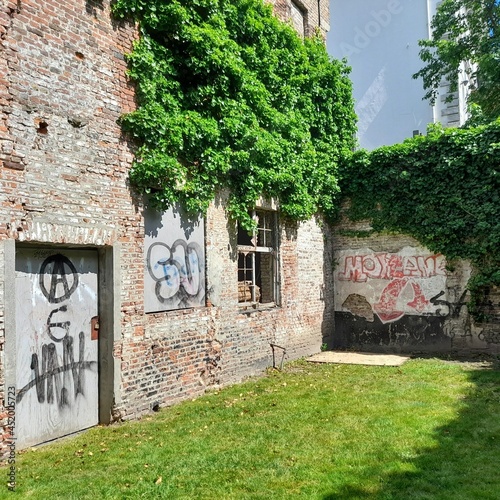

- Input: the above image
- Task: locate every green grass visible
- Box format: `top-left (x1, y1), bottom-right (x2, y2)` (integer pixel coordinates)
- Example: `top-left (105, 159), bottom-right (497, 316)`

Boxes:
top-left (3, 358), bottom-right (500, 499)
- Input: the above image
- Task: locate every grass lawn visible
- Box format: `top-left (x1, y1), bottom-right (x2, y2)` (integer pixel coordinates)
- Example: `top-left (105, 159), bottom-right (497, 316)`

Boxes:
top-left (3, 357), bottom-right (500, 499)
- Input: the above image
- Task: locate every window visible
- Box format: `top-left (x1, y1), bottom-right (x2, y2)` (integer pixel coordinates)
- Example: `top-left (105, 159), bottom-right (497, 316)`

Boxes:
top-left (238, 209), bottom-right (279, 307)
top-left (291, 1), bottom-right (306, 38)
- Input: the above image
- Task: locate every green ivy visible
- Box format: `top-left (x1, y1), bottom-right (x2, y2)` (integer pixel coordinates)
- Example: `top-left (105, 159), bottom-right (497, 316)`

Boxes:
top-left (112, 0), bottom-right (356, 229)
top-left (339, 120), bottom-right (500, 319)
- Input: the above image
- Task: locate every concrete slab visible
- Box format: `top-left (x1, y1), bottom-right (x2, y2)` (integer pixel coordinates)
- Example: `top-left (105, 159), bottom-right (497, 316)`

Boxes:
top-left (307, 351), bottom-right (410, 367)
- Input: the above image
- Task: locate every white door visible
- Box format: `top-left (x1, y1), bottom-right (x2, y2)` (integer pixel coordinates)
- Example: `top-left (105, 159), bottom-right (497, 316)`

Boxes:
top-left (15, 248), bottom-right (99, 448)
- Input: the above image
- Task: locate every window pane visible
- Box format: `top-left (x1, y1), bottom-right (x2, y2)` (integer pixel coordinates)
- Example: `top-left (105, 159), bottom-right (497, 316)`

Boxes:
top-left (291, 1), bottom-right (305, 38)
top-left (237, 225), bottom-right (253, 246)
top-left (238, 252), bottom-right (253, 282)
top-left (258, 252), bottom-right (275, 304)
top-left (257, 211), bottom-right (274, 247)
top-left (237, 209), bottom-right (278, 305)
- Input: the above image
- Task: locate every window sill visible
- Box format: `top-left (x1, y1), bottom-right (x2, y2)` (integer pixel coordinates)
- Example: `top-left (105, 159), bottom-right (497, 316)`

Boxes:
top-left (238, 302), bottom-right (278, 313)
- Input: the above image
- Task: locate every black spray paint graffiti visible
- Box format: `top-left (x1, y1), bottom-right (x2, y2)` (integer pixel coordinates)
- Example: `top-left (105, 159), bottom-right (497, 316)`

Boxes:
top-left (17, 254), bottom-right (96, 406)
top-left (39, 254), bottom-right (79, 303)
top-left (479, 330), bottom-right (500, 344)
top-left (17, 332), bottom-right (96, 407)
top-left (429, 290), bottom-right (468, 318)
top-left (146, 240), bottom-right (205, 308)
top-left (47, 305), bottom-right (70, 342)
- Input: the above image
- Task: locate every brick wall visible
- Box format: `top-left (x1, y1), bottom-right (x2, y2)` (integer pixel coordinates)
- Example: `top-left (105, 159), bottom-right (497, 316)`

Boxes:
top-left (332, 215), bottom-right (500, 356)
top-left (0, 0), bottom-right (332, 453)
top-left (0, 0), bottom-right (139, 454)
top-left (269, 0), bottom-right (330, 37)
top-left (473, 285), bottom-right (500, 346)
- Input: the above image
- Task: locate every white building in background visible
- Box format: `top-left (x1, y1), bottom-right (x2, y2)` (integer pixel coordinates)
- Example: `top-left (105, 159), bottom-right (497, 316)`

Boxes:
top-left (327, 0), bottom-right (469, 150)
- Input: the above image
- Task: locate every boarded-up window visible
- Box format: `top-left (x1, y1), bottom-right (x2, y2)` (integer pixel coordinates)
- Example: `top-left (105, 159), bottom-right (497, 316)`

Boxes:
top-left (144, 202), bottom-right (205, 313)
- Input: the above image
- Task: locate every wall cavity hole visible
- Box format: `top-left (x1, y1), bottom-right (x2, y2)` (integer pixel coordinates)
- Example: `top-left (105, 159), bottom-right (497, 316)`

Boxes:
top-left (37, 121), bottom-right (48, 134)
top-left (75, 51), bottom-right (85, 60)
top-left (151, 402), bottom-right (160, 412)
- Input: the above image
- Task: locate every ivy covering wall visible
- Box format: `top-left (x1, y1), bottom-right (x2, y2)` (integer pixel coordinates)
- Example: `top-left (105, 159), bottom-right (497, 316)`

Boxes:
top-left (112, 0), bottom-right (499, 317)
top-left (112, 0), bottom-right (356, 229)
top-left (339, 120), bottom-right (500, 317)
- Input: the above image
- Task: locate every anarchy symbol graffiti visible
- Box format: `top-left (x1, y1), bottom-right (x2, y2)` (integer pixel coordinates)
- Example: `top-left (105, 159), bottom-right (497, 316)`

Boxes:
top-left (39, 254), bottom-right (79, 304)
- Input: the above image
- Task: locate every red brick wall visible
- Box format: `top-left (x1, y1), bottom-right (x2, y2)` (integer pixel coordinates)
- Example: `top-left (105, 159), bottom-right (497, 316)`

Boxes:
top-left (0, 0), bottom-right (139, 453)
top-left (269, 0), bottom-right (330, 37)
top-left (0, 0), bottom-right (333, 453)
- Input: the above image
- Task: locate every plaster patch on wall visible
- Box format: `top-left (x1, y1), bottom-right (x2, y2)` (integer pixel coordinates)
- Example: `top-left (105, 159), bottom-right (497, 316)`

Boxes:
top-left (16, 220), bottom-right (116, 245)
top-left (335, 247), bottom-right (447, 324)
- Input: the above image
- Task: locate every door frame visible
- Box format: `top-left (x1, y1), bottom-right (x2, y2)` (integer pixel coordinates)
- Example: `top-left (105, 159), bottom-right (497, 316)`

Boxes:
top-left (3, 240), bottom-right (121, 447)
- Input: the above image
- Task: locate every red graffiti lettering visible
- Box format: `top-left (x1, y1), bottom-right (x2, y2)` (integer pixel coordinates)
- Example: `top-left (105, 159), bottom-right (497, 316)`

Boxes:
top-left (338, 256), bottom-right (367, 282)
top-left (338, 253), bottom-right (444, 282)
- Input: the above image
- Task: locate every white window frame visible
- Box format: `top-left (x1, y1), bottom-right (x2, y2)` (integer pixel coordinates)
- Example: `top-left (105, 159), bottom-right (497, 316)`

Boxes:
top-left (237, 209), bottom-right (280, 308)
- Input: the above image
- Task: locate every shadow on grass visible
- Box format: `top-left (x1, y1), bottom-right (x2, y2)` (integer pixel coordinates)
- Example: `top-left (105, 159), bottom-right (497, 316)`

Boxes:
top-left (324, 363), bottom-right (500, 500)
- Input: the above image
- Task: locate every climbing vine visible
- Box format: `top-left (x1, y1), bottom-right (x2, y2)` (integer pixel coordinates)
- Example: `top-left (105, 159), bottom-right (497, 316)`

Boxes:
top-left (112, 0), bottom-right (356, 229)
top-left (339, 120), bottom-right (500, 318)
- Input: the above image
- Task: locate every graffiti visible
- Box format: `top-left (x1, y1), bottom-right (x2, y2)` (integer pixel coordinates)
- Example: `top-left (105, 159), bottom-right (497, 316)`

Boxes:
top-left (14, 249), bottom-right (100, 448)
top-left (17, 253), bottom-right (96, 407)
top-left (429, 290), bottom-right (468, 318)
top-left (336, 251), bottom-right (447, 324)
top-left (17, 332), bottom-right (96, 407)
top-left (39, 254), bottom-right (79, 303)
top-left (338, 253), bottom-right (445, 283)
top-left (334, 311), bottom-right (450, 349)
top-left (388, 316), bottom-right (432, 344)
top-left (144, 205), bottom-right (205, 312)
top-left (146, 239), bottom-right (204, 309)
top-left (374, 278), bottom-right (430, 323)
top-left (479, 330), bottom-right (500, 344)
top-left (46, 305), bottom-right (71, 342)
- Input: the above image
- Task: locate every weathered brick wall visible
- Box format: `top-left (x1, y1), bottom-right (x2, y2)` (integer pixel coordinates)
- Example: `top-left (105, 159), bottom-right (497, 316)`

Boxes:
top-left (0, 0), bottom-right (137, 243)
top-left (269, 0), bottom-right (330, 37)
top-left (0, 2), bottom-right (24, 173)
top-left (0, 0), bottom-right (332, 453)
top-left (332, 215), bottom-right (500, 355)
top-left (0, 0), bottom-right (139, 454)
top-left (474, 285), bottom-right (500, 346)
top-left (115, 196), bottom-right (331, 419)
